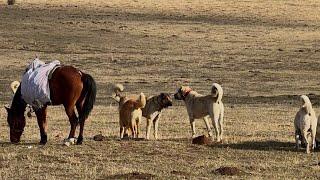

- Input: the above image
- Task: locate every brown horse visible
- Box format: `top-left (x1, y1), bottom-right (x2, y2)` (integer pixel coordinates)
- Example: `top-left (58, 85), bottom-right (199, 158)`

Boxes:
top-left (5, 66), bottom-right (96, 145)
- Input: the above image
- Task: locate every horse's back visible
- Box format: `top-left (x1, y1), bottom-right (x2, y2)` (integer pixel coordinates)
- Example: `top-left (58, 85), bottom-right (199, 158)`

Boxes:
top-left (49, 66), bottom-right (83, 105)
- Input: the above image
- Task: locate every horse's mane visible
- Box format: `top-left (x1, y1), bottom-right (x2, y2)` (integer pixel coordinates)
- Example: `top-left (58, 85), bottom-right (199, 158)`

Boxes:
top-left (11, 85), bottom-right (27, 114)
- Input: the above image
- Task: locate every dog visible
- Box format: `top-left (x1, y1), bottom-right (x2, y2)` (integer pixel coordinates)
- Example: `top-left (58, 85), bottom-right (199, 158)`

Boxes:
top-left (10, 81), bottom-right (20, 94)
top-left (119, 92), bottom-right (146, 139)
top-left (112, 84), bottom-right (173, 139)
top-left (294, 95), bottom-right (317, 153)
top-left (174, 83), bottom-right (224, 142)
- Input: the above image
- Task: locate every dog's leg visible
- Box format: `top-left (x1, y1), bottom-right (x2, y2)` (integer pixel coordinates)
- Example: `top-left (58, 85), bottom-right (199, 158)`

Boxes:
top-left (130, 126), bottom-right (135, 138)
top-left (219, 107), bottom-right (224, 141)
top-left (311, 129), bottom-right (316, 150)
top-left (311, 122), bottom-right (317, 150)
top-left (153, 114), bottom-right (161, 140)
top-left (190, 118), bottom-right (196, 138)
top-left (295, 130), bottom-right (300, 150)
top-left (136, 118), bottom-right (140, 138)
top-left (302, 130), bottom-right (310, 154)
top-left (120, 126), bottom-right (125, 139)
top-left (203, 116), bottom-right (213, 137)
top-left (211, 114), bottom-right (221, 142)
top-left (146, 118), bottom-right (152, 140)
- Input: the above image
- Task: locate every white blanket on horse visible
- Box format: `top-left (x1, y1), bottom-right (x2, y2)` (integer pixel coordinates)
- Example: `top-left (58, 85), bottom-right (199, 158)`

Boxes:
top-left (21, 58), bottom-right (60, 109)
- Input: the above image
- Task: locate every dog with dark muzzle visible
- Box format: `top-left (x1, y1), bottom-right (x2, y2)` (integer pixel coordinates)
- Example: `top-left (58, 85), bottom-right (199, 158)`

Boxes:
top-left (174, 83), bottom-right (224, 142)
top-left (112, 84), bottom-right (173, 139)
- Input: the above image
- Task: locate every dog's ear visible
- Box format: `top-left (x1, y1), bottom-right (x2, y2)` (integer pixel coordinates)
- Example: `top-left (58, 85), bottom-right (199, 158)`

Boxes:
top-left (4, 106), bottom-right (10, 113)
top-left (181, 86), bottom-right (192, 96)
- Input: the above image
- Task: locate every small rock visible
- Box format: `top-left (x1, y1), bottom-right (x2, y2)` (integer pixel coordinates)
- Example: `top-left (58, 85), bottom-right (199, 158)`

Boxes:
top-left (93, 134), bottom-right (105, 141)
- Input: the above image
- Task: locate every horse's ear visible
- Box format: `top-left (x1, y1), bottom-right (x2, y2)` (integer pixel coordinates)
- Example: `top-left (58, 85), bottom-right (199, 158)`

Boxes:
top-left (4, 106), bottom-right (10, 113)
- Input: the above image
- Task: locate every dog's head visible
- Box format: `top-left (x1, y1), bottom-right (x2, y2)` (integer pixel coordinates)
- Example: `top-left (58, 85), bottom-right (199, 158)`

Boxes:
top-left (174, 86), bottom-right (192, 100)
top-left (158, 93), bottom-right (173, 108)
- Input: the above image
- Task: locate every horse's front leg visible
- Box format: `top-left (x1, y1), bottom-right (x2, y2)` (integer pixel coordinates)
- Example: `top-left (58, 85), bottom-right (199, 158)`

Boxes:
top-left (35, 107), bottom-right (48, 145)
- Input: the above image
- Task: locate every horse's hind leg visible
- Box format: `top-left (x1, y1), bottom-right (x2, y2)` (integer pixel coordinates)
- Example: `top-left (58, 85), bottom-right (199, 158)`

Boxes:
top-left (76, 103), bottom-right (86, 144)
top-left (64, 105), bottom-right (78, 140)
top-left (35, 107), bottom-right (48, 145)
top-left (77, 120), bottom-right (85, 145)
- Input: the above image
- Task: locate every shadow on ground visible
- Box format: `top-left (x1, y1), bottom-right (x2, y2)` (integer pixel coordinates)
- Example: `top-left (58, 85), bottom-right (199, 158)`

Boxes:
top-left (214, 140), bottom-right (296, 152)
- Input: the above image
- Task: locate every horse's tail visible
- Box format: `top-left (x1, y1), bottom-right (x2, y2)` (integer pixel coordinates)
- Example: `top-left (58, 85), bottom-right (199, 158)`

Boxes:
top-left (79, 73), bottom-right (97, 123)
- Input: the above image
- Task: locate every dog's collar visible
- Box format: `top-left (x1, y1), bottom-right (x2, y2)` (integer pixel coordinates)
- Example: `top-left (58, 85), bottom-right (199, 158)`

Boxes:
top-left (182, 89), bottom-right (192, 100)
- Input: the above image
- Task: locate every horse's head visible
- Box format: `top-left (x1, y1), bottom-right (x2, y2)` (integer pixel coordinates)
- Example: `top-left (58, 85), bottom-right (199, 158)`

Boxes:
top-left (5, 106), bottom-right (26, 143)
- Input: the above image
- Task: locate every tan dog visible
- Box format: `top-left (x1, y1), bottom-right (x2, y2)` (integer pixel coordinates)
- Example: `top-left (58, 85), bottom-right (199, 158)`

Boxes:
top-left (112, 84), bottom-right (173, 139)
top-left (174, 83), bottom-right (224, 142)
top-left (119, 92), bottom-right (146, 139)
top-left (10, 81), bottom-right (20, 94)
top-left (294, 95), bottom-right (317, 153)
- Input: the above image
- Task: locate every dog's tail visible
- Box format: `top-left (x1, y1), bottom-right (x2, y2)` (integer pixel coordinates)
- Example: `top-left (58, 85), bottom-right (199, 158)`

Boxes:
top-left (300, 95), bottom-right (313, 114)
top-left (133, 92), bottom-right (146, 109)
top-left (10, 81), bottom-right (20, 94)
top-left (211, 83), bottom-right (223, 102)
top-left (111, 83), bottom-right (124, 102)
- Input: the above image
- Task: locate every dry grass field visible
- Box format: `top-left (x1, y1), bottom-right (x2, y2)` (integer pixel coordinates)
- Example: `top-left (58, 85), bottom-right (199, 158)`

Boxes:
top-left (1, 0), bottom-right (320, 179)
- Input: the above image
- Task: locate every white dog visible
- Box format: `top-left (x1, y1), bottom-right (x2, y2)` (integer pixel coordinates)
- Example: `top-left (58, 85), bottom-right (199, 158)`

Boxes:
top-left (174, 83), bottom-right (224, 142)
top-left (294, 95), bottom-right (317, 153)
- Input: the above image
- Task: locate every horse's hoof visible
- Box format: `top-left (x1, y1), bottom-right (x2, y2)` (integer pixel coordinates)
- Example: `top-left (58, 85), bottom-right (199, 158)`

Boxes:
top-left (39, 141), bottom-right (47, 145)
top-left (40, 134), bottom-right (47, 145)
top-left (76, 137), bottom-right (83, 145)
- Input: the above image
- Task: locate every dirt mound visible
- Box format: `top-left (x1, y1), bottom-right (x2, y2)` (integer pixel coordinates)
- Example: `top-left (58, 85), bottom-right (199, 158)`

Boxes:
top-left (214, 166), bottom-right (241, 176)
top-left (93, 134), bottom-right (105, 141)
top-left (107, 172), bottom-right (155, 179)
top-left (192, 135), bottom-right (212, 145)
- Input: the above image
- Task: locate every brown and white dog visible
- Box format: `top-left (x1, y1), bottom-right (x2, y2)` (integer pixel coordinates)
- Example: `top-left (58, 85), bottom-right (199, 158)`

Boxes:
top-left (112, 84), bottom-right (173, 139)
top-left (119, 92), bottom-right (146, 139)
top-left (174, 83), bottom-right (224, 142)
top-left (294, 95), bottom-right (317, 153)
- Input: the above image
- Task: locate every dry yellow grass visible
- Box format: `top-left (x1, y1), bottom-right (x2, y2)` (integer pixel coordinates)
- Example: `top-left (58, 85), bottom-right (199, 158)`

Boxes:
top-left (1, 0), bottom-right (320, 179)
